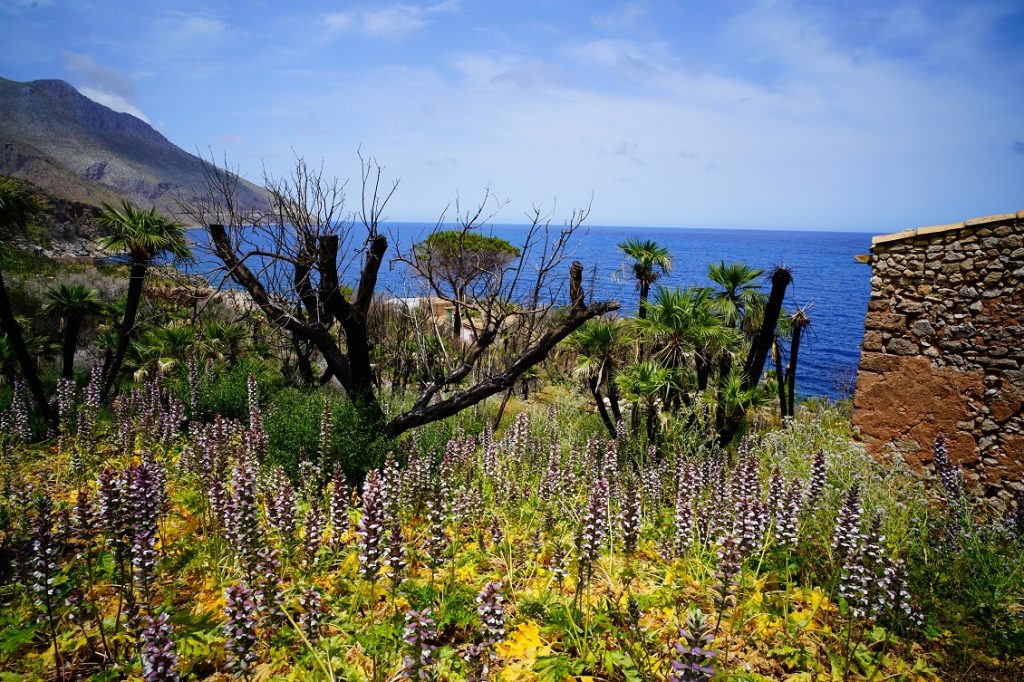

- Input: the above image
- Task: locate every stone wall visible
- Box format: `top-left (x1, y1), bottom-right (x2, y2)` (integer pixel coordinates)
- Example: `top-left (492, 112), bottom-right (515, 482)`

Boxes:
top-left (853, 211), bottom-right (1024, 503)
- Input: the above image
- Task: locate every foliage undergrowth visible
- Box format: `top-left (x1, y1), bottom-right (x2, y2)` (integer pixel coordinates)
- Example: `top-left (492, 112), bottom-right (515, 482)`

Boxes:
top-left (0, 378), bottom-right (1022, 681)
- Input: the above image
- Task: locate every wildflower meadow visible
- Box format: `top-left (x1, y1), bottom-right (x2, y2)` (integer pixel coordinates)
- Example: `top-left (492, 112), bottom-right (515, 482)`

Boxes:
top-left (1, 370), bottom-right (1022, 681)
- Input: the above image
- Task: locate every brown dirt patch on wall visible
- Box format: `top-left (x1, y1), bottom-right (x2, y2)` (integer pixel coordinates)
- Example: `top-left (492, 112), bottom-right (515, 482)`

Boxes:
top-left (853, 354), bottom-right (985, 469)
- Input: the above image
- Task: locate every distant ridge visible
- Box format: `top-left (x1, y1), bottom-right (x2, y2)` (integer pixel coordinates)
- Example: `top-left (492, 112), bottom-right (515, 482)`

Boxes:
top-left (0, 76), bottom-right (266, 218)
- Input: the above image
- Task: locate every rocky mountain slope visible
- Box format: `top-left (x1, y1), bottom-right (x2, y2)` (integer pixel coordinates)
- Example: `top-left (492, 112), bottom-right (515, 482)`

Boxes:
top-left (0, 76), bottom-right (266, 218)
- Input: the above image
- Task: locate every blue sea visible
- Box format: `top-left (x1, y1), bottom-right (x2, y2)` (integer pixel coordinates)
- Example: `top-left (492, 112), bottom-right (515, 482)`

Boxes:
top-left (187, 224), bottom-right (873, 399)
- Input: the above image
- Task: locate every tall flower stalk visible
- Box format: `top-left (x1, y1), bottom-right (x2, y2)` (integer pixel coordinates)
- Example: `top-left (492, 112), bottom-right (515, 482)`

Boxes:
top-left (224, 583), bottom-right (258, 679)
top-left (670, 608), bottom-right (716, 682)
top-left (466, 581), bottom-right (506, 680)
top-left (575, 478), bottom-right (610, 596)
top-left (401, 608), bottom-right (438, 680)
top-left (32, 496), bottom-right (65, 681)
top-left (141, 612), bottom-right (181, 681)
top-left (358, 470), bottom-right (385, 582)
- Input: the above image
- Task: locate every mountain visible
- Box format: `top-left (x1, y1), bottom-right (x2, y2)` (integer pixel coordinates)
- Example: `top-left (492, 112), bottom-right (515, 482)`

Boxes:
top-left (0, 76), bottom-right (266, 218)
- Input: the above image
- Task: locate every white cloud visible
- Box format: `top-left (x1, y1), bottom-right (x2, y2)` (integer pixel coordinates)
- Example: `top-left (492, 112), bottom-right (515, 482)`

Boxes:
top-left (63, 52), bottom-right (151, 123)
top-left (78, 86), bottom-right (151, 123)
top-left (362, 6), bottom-right (428, 37)
top-left (592, 1), bottom-right (649, 33)
top-left (449, 53), bottom-right (562, 88)
top-left (322, 1), bottom-right (458, 39)
top-left (173, 14), bottom-right (228, 39)
top-left (322, 12), bottom-right (353, 31)
top-left (564, 38), bottom-right (673, 82)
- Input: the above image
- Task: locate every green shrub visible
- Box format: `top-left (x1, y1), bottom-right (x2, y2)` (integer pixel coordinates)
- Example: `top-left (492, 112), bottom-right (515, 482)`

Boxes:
top-left (195, 357), bottom-right (282, 422)
top-left (264, 388), bottom-right (391, 481)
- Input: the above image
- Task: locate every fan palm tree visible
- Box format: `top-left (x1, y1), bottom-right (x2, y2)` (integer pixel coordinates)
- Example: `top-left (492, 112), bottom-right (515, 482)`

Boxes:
top-left (0, 177), bottom-right (53, 426)
top-left (43, 283), bottom-right (104, 380)
top-left (616, 359), bottom-right (676, 445)
top-left (618, 238), bottom-right (672, 319)
top-left (711, 366), bottom-right (773, 431)
top-left (635, 286), bottom-right (738, 395)
top-left (707, 261), bottom-right (764, 329)
top-left (568, 318), bottom-right (630, 436)
top-left (203, 320), bottom-right (249, 365)
top-left (96, 200), bottom-right (192, 400)
top-left (707, 261), bottom-right (765, 419)
top-left (126, 322), bottom-right (199, 382)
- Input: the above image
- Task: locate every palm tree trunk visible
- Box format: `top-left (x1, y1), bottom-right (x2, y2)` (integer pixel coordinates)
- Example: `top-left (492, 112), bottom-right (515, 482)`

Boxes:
top-left (589, 375), bottom-right (616, 437)
top-left (0, 270), bottom-right (54, 428)
top-left (697, 354), bottom-right (713, 391)
top-left (637, 280), bottom-right (650, 320)
top-left (101, 261), bottom-right (147, 402)
top-left (774, 338), bottom-right (788, 421)
top-left (61, 316), bottom-right (82, 381)
top-left (607, 370), bottom-right (624, 426)
top-left (713, 353), bottom-right (731, 433)
top-left (786, 323), bottom-right (804, 418)
top-left (741, 267), bottom-right (792, 391)
top-left (645, 400), bottom-right (658, 445)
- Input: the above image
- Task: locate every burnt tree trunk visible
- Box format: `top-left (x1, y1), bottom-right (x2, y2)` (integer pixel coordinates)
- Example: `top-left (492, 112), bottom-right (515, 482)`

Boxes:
top-left (101, 260), bottom-right (148, 402)
top-left (786, 312), bottom-right (808, 418)
top-left (61, 315), bottom-right (82, 381)
top-left (775, 338), bottom-right (788, 421)
top-left (589, 375), bottom-right (616, 437)
top-left (719, 266), bottom-right (792, 446)
top-left (0, 270), bottom-right (53, 428)
top-left (741, 267), bottom-right (792, 391)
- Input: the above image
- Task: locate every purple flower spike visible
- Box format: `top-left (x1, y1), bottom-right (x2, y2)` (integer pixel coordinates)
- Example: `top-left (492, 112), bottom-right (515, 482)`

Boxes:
top-left (141, 612), bottom-right (181, 681)
top-left (477, 581), bottom-right (506, 646)
top-left (223, 582), bottom-right (258, 677)
top-left (576, 477), bottom-right (610, 584)
top-left (401, 607), bottom-right (438, 680)
top-left (299, 586), bottom-right (324, 642)
top-left (621, 481), bottom-right (641, 555)
top-left (670, 608), bottom-right (717, 682)
top-left (358, 470), bottom-right (385, 581)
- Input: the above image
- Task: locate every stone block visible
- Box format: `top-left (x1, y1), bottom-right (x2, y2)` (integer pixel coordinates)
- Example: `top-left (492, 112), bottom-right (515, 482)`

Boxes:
top-left (862, 331), bottom-right (884, 352)
top-left (859, 353), bottom-right (904, 374)
top-left (911, 319), bottom-right (935, 337)
top-left (897, 300), bottom-right (925, 314)
top-left (887, 338), bottom-right (918, 355)
top-left (866, 311), bottom-right (905, 332)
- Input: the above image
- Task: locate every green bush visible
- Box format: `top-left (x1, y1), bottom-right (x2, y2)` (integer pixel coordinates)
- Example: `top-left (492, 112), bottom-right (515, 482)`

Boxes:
top-left (195, 357), bottom-right (283, 422)
top-left (263, 387), bottom-right (391, 481)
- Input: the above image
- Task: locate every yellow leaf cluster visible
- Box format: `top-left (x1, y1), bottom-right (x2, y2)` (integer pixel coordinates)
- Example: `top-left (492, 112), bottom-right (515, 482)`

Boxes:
top-left (496, 620), bottom-right (552, 681)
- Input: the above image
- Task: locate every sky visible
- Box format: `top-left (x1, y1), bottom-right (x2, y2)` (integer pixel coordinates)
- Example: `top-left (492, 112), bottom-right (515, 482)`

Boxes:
top-left (1, 0), bottom-right (1022, 232)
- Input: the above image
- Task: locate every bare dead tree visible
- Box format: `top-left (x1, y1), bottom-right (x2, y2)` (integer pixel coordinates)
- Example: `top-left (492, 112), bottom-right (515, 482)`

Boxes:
top-left (181, 154), bottom-right (618, 446)
top-left (392, 198), bottom-right (615, 429)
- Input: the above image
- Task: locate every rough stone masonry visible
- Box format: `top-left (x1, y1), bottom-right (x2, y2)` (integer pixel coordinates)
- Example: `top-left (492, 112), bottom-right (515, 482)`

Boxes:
top-left (853, 210), bottom-right (1024, 505)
